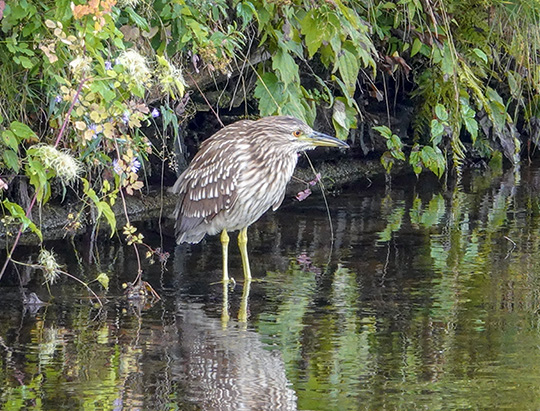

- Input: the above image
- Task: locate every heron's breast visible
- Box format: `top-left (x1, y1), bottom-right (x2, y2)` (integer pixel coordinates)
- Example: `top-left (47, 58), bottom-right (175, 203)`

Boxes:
top-left (224, 154), bottom-right (296, 227)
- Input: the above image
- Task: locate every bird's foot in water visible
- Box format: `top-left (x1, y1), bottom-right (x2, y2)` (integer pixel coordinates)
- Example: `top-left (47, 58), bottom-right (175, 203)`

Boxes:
top-left (212, 276), bottom-right (267, 286)
top-left (211, 277), bottom-right (237, 287)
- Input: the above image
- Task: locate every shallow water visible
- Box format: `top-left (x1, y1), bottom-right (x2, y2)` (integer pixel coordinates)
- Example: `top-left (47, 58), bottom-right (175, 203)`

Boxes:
top-left (3, 165), bottom-right (540, 410)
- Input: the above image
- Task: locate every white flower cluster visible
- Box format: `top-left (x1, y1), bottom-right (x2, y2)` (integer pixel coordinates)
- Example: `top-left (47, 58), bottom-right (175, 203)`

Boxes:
top-left (33, 145), bottom-right (81, 184)
top-left (117, 49), bottom-right (152, 87)
top-left (38, 249), bottom-right (61, 284)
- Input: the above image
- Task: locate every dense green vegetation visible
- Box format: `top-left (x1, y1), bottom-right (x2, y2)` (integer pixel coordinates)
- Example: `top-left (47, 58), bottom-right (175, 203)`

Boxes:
top-left (1, 0), bottom-right (540, 280)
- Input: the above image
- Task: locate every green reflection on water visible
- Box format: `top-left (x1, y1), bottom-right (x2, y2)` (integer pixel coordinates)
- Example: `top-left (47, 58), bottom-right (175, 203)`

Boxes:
top-left (3, 167), bottom-right (540, 410)
top-left (252, 167), bottom-right (540, 410)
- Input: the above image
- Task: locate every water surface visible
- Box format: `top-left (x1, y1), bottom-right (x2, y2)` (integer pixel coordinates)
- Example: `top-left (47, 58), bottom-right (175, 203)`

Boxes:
top-left (2, 165), bottom-right (540, 410)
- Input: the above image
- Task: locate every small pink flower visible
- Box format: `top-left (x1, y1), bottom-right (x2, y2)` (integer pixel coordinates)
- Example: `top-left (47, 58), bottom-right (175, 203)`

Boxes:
top-left (0, 178), bottom-right (7, 191)
top-left (309, 173), bottom-right (321, 186)
top-left (297, 253), bottom-right (312, 265)
top-left (296, 188), bottom-right (312, 201)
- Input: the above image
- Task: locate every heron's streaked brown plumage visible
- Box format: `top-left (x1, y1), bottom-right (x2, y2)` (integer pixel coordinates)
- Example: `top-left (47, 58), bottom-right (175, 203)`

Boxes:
top-left (170, 115), bottom-right (348, 280)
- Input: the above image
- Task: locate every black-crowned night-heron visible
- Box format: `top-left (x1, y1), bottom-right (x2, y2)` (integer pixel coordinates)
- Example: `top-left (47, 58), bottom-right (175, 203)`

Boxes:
top-left (171, 116), bottom-right (349, 282)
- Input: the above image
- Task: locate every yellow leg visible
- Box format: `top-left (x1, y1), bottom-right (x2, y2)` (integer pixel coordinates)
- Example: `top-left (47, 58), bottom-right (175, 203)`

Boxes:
top-left (238, 279), bottom-right (251, 323)
top-left (238, 227), bottom-right (252, 281)
top-left (221, 281), bottom-right (230, 328)
top-left (220, 229), bottom-right (230, 283)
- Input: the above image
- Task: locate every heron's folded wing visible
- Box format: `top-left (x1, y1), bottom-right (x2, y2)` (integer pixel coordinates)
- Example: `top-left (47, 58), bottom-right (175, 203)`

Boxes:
top-left (172, 137), bottom-right (243, 239)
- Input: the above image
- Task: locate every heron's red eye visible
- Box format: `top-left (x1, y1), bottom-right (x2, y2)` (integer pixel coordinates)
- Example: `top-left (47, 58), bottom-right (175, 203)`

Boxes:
top-left (293, 130), bottom-right (302, 137)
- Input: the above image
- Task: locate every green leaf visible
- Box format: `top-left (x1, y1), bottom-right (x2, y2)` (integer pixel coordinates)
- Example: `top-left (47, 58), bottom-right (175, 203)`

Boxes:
top-left (409, 144), bottom-right (422, 175)
top-left (236, 2), bottom-right (257, 27)
top-left (10, 121), bottom-right (36, 139)
top-left (9, 3), bottom-right (31, 20)
top-left (430, 119), bottom-right (445, 143)
top-left (411, 38), bottom-right (423, 57)
top-left (373, 125), bottom-right (393, 139)
top-left (435, 104), bottom-right (448, 121)
top-left (389, 135), bottom-right (405, 160)
top-left (486, 87), bottom-right (507, 130)
top-left (460, 102), bottom-right (476, 119)
top-left (90, 80), bottom-right (116, 102)
top-left (472, 48), bottom-right (488, 64)
top-left (82, 178), bottom-right (117, 235)
top-left (97, 200), bottom-right (117, 236)
top-left (312, 73), bottom-right (334, 106)
top-left (300, 10), bottom-right (324, 58)
top-left (125, 7), bottom-right (150, 31)
top-left (82, 178), bottom-right (99, 203)
top-left (2, 199), bottom-right (43, 241)
top-left (279, 84), bottom-right (315, 123)
top-left (332, 98), bottom-right (357, 141)
top-left (2, 130), bottom-right (19, 151)
top-left (279, 101), bottom-right (306, 123)
top-left (96, 273), bottom-right (110, 290)
top-left (3, 149), bottom-right (20, 173)
top-left (254, 72), bottom-right (283, 116)
top-left (440, 43), bottom-right (454, 76)
top-left (26, 157), bottom-right (50, 202)
top-left (356, 44), bottom-right (376, 73)
top-left (380, 2), bottom-right (397, 9)
top-left (16, 55), bottom-right (34, 69)
top-left (420, 146), bottom-right (446, 178)
top-left (507, 71), bottom-right (521, 99)
top-left (332, 100), bottom-right (349, 130)
top-left (464, 117), bottom-right (478, 142)
top-left (272, 48), bottom-right (299, 86)
top-left (332, 75), bottom-right (356, 109)
top-left (486, 86), bottom-right (505, 105)
top-left (380, 151), bottom-right (394, 173)
top-left (336, 47), bottom-right (359, 95)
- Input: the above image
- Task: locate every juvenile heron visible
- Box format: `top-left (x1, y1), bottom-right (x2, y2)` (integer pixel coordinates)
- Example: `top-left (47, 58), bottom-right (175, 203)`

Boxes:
top-left (171, 116), bottom-right (349, 282)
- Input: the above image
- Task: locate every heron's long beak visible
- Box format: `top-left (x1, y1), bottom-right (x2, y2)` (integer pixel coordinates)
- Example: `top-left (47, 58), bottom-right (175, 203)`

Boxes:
top-left (305, 131), bottom-right (350, 148)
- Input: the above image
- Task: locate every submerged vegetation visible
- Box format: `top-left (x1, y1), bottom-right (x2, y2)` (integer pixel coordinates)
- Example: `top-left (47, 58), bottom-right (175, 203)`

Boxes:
top-left (1, 0), bottom-right (540, 283)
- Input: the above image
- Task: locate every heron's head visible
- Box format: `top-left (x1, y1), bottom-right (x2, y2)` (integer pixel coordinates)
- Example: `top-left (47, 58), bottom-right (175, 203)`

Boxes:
top-left (252, 116), bottom-right (350, 152)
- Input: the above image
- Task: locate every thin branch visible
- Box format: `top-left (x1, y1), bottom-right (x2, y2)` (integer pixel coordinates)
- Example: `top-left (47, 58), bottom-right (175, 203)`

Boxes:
top-left (9, 259), bottom-right (103, 307)
top-left (57, 269), bottom-right (103, 307)
top-left (302, 153), bottom-right (335, 264)
top-left (185, 71), bottom-right (224, 128)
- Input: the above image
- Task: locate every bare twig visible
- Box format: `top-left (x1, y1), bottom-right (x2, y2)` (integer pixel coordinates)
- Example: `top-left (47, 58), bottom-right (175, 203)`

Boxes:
top-left (57, 269), bottom-right (103, 307)
top-left (9, 258), bottom-right (103, 307)
top-left (302, 153), bottom-right (335, 264)
top-left (185, 71), bottom-right (224, 128)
